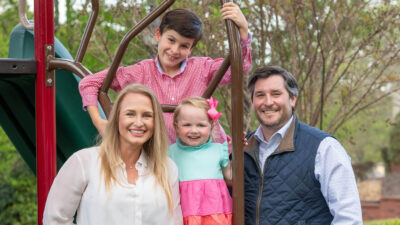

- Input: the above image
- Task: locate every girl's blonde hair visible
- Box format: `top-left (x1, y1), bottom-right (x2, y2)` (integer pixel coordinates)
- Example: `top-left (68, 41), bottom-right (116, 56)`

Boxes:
top-left (173, 97), bottom-right (214, 130)
top-left (99, 83), bottom-right (173, 211)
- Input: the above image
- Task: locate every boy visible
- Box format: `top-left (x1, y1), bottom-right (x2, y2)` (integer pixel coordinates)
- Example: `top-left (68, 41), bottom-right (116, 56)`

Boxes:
top-left (79, 2), bottom-right (252, 144)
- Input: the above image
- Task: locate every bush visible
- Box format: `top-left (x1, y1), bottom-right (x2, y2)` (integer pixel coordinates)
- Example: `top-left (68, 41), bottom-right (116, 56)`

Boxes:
top-left (0, 127), bottom-right (37, 225)
top-left (365, 219), bottom-right (400, 225)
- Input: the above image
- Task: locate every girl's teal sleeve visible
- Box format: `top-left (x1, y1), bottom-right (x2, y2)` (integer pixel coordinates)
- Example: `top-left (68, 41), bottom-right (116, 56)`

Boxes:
top-left (220, 142), bottom-right (229, 168)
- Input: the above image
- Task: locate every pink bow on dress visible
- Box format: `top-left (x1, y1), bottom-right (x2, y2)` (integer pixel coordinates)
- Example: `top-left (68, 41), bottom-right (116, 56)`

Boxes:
top-left (206, 97), bottom-right (222, 121)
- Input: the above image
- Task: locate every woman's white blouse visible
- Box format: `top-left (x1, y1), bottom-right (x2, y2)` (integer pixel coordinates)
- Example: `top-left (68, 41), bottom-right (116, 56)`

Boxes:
top-left (43, 146), bottom-right (183, 225)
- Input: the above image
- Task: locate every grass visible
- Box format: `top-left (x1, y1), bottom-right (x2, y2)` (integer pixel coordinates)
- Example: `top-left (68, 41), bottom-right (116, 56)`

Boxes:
top-left (365, 219), bottom-right (400, 225)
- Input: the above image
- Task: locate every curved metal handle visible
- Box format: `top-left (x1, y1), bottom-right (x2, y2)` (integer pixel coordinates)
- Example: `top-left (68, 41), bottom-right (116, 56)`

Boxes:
top-left (99, 0), bottom-right (176, 117)
top-left (47, 57), bottom-right (92, 79)
top-left (45, 0), bottom-right (97, 79)
top-left (19, 0), bottom-right (34, 30)
top-left (202, 55), bottom-right (230, 99)
top-left (75, 0), bottom-right (99, 63)
top-left (219, 1), bottom-right (245, 224)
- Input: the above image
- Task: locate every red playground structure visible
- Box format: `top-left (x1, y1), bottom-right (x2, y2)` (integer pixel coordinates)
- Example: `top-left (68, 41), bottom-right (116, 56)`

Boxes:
top-left (0, 0), bottom-right (246, 224)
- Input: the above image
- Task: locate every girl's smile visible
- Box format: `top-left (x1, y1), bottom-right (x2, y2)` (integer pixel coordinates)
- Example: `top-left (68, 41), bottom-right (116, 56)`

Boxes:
top-left (175, 105), bottom-right (212, 147)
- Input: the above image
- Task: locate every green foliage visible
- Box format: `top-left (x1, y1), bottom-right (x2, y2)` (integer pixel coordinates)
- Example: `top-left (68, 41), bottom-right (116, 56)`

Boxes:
top-left (0, 30), bottom-right (10, 58)
top-left (0, 0), bottom-right (21, 58)
top-left (54, 0), bottom-right (159, 74)
top-left (0, 3), bottom-right (37, 223)
top-left (365, 219), bottom-right (400, 225)
top-left (0, 127), bottom-right (37, 225)
top-left (336, 99), bottom-right (392, 164)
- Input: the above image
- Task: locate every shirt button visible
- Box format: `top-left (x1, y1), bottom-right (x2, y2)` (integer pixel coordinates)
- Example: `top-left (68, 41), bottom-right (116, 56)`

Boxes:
top-left (171, 97), bottom-right (175, 101)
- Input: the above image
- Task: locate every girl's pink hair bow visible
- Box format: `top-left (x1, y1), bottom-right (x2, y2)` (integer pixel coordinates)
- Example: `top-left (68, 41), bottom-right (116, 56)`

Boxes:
top-left (206, 97), bottom-right (222, 121)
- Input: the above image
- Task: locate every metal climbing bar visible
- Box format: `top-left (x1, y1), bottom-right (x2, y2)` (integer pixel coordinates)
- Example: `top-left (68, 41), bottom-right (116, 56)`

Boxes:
top-left (47, 0), bottom-right (99, 78)
top-left (74, 0), bottom-right (99, 63)
top-left (18, 0), bottom-right (34, 30)
top-left (219, 0), bottom-right (244, 224)
top-left (22, 0), bottom-right (99, 79)
top-left (98, 0), bottom-right (176, 116)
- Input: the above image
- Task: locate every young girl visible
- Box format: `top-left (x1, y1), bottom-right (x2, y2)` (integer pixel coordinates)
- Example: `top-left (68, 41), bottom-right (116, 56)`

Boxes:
top-left (79, 3), bottom-right (252, 146)
top-left (169, 97), bottom-right (232, 225)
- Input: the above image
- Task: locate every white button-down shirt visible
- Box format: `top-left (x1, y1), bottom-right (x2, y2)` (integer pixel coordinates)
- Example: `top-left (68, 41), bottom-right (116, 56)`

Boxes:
top-left (43, 147), bottom-right (183, 225)
top-left (254, 116), bottom-right (362, 225)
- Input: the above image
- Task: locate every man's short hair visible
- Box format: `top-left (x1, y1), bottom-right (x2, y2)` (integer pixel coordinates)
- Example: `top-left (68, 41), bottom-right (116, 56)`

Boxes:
top-left (247, 66), bottom-right (299, 101)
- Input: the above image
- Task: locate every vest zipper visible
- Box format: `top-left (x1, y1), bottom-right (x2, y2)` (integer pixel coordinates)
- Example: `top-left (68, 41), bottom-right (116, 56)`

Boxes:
top-left (256, 157), bottom-right (269, 225)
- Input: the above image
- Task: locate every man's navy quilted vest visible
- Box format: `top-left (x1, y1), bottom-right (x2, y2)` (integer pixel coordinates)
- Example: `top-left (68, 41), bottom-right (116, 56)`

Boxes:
top-left (244, 118), bottom-right (334, 225)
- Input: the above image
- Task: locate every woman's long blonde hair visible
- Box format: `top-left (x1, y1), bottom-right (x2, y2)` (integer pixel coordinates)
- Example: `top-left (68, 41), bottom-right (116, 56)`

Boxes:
top-left (99, 83), bottom-right (173, 211)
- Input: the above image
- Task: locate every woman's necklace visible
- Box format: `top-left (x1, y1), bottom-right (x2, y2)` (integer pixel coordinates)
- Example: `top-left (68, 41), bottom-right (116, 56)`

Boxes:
top-left (128, 164), bottom-right (133, 169)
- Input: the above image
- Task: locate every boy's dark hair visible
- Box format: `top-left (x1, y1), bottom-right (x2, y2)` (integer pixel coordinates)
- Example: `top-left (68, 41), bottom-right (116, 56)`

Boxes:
top-left (247, 66), bottom-right (299, 101)
top-left (159, 8), bottom-right (202, 48)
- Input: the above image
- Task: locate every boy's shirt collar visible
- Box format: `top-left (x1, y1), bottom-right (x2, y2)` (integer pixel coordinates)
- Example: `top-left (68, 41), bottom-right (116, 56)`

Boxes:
top-left (155, 55), bottom-right (187, 74)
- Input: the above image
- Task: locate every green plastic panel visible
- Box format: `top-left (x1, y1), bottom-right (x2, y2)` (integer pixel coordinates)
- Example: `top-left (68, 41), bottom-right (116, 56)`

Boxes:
top-left (0, 24), bottom-right (99, 174)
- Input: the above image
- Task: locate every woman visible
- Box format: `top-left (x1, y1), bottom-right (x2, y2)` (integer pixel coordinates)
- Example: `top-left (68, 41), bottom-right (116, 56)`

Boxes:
top-left (43, 84), bottom-right (183, 225)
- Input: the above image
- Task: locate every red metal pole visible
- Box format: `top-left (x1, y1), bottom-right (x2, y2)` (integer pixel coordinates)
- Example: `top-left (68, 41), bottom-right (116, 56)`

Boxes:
top-left (34, 0), bottom-right (56, 223)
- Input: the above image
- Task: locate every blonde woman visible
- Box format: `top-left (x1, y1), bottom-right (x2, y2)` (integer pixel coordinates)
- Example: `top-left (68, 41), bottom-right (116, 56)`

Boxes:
top-left (43, 84), bottom-right (183, 225)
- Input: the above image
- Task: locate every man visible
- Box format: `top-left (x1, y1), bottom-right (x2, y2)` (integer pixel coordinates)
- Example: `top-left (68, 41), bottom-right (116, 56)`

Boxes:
top-left (244, 66), bottom-right (362, 225)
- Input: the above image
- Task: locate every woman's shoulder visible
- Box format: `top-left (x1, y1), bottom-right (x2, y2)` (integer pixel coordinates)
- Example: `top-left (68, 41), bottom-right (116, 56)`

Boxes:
top-left (167, 157), bottom-right (178, 175)
top-left (70, 146), bottom-right (101, 163)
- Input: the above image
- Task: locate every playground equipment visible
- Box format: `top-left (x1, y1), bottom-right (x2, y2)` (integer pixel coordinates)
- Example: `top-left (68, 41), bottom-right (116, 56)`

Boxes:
top-left (0, 0), bottom-right (245, 224)
top-left (2, 24), bottom-right (99, 173)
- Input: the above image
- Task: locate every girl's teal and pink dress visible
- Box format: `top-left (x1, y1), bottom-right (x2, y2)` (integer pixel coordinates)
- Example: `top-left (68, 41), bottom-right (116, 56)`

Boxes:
top-left (169, 138), bottom-right (232, 225)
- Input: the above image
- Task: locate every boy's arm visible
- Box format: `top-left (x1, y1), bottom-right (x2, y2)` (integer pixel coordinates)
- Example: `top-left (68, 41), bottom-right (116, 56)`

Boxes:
top-left (79, 64), bottom-right (144, 135)
top-left (221, 2), bottom-right (249, 40)
top-left (87, 106), bottom-right (107, 135)
top-left (79, 69), bottom-right (114, 135)
top-left (204, 3), bottom-right (251, 85)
